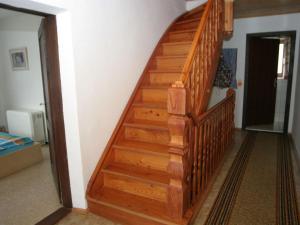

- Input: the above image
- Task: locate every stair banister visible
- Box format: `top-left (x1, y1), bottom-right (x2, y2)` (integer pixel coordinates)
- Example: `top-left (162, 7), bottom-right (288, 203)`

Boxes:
top-left (167, 0), bottom-right (226, 220)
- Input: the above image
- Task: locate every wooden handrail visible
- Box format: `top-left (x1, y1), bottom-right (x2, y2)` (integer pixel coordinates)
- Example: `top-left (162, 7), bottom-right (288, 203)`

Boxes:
top-left (180, 0), bottom-right (214, 83)
top-left (166, 0), bottom-right (229, 220)
top-left (187, 88), bottom-right (235, 125)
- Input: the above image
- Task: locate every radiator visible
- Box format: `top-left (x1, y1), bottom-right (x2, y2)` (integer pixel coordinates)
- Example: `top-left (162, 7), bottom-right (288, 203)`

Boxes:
top-left (6, 110), bottom-right (45, 142)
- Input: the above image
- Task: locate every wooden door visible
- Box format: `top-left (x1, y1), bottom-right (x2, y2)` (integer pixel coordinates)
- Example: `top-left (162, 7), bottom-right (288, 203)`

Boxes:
top-left (246, 37), bottom-right (280, 126)
top-left (38, 19), bottom-right (61, 201)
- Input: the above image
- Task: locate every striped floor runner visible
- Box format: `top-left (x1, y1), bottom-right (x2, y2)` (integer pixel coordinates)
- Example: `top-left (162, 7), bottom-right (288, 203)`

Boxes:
top-left (204, 132), bottom-right (299, 225)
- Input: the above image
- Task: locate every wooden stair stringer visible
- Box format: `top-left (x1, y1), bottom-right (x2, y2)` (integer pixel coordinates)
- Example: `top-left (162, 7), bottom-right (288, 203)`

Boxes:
top-left (87, 5), bottom-right (207, 225)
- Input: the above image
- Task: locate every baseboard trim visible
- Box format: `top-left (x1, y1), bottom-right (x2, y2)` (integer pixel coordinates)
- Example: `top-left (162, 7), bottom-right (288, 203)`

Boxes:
top-left (35, 207), bottom-right (71, 225)
top-left (72, 207), bottom-right (89, 215)
top-left (288, 134), bottom-right (300, 172)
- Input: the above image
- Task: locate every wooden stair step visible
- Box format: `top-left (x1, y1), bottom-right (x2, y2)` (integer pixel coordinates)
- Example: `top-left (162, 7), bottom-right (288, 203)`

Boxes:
top-left (153, 55), bottom-right (186, 70)
top-left (90, 187), bottom-right (177, 224)
top-left (172, 18), bottom-right (200, 31)
top-left (113, 140), bottom-right (169, 171)
top-left (133, 102), bottom-right (169, 122)
top-left (133, 102), bottom-right (167, 109)
top-left (141, 84), bottom-right (170, 89)
top-left (148, 70), bottom-right (182, 85)
top-left (181, 5), bottom-right (205, 20)
top-left (124, 120), bottom-right (169, 145)
top-left (102, 163), bottom-right (169, 202)
top-left (167, 29), bottom-right (196, 42)
top-left (114, 140), bottom-right (169, 156)
top-left (162, 41), bottom-right (192, 46)
top-left (140, 85), bottom-right (169, 103)
top-left (168, 29), bottom-right (197, 35)
top-left (161, 41), bottom-right (192, 56)
top-left (175, 18), bottom-right (200, 25)
top-left (103, 163), bottom-right (169, 185)
top-left (124, 120), bottom-right (168, 131)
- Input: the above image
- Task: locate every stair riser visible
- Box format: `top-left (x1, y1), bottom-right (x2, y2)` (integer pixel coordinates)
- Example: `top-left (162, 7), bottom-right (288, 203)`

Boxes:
top-left (184, 14), bottom-right (202, 20)
top-left (162, 44), bottom-right (191, 56)
top-left (168, 32), bottom-right (195, 42)
top-left (172, 20), bottom-right (199, 31)
top-left (103, 173), bottom-right (167, 202)
top-left (114, 149), bottom-right (169, 171)
top-left (149, 72), bottom-right (181, 85)
top-left (125, 127), bottom-right (169, 145)
top-left (142, 89), bottom-right (168, 103)
top-left (133, 107), bottom-right (168, 122)
top-left (154, 58), bottom-right (185, 70)
top-left (88, 201), bottom-right (165, 225)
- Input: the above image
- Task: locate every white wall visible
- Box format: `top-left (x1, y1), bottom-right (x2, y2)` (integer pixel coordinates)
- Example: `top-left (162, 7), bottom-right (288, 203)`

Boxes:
top-left (72, 0), bottom-right (186, 207)
top-left (209, 13), bottom-right (300, 132)
top-left (0, 33), bottom-right (5, 127)
top-left (0, 14), bottom-right (44, 130)
top-left (292, 38), bottom-right (300, 152)
top-left (274, 79), bottom-right (288, 123)
top-left (186, 0), bottom-right (207, 11)
top-left (0, 0), bottom-right (186, 208)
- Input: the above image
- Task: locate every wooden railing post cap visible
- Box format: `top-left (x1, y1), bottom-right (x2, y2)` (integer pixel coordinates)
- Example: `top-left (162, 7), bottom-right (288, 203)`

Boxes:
top-left (172, 81), bottom-right (184, 88)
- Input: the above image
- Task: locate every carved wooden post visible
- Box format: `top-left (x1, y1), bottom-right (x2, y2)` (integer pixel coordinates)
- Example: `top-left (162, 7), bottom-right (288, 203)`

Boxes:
top-left (167, 81), bottom-right (191, 220)
top-left (224, 0), bottom-right (233, 37)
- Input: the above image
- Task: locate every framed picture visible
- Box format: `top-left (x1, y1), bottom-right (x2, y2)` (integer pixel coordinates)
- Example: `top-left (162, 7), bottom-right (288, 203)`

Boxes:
top-left (9, 47), bottom-right (29, 71)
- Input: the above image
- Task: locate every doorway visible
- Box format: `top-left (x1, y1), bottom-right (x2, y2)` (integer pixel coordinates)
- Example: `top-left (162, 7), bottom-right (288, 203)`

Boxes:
top-left (0, 4), bottom-right (72, 225)
top-left (242, 31), bottom-right (296, 134)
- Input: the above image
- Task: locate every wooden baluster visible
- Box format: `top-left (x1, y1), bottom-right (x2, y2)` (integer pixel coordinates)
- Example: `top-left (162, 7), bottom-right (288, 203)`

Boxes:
top-left (212, 114), bottom-right (217, 171)
top-left (167, 83), bottom-right (191, 219)
top-left (198, 124), bottom-right (203, 194)
top-left (192, 126), bottom-right (198, 203)
top-left (203, 122), bottom-right (208, 189)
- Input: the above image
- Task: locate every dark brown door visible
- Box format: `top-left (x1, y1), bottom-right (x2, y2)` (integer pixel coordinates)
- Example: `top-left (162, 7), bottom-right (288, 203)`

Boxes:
top-left (246, 37), bottom-right (280, 126)
top-left (38, 19), bottom-right (61, 201)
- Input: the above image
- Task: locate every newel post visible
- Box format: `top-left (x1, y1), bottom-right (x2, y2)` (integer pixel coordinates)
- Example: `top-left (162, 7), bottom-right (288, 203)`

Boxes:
top-left (167, 81), bottom-right (191, 220)
top-left (224, 0), bottom-right (233, 38)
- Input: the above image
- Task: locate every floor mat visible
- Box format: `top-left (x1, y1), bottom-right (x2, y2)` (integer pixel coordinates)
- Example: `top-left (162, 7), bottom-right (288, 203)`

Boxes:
top-left (204, 132), bottom-right (299, 225)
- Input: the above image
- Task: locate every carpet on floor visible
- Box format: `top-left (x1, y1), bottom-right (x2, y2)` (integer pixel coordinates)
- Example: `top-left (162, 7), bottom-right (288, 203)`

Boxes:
top-left (204, 132), bottom-right (299, 225)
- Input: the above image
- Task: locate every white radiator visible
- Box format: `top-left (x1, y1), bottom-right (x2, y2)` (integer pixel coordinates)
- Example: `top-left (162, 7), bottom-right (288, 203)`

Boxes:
top-left (6, 110), bottom-right (45, 142)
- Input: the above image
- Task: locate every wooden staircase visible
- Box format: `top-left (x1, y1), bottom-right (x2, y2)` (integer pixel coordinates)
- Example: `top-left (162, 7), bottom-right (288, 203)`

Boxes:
top-left (87, 1), bottom-right (234, 224)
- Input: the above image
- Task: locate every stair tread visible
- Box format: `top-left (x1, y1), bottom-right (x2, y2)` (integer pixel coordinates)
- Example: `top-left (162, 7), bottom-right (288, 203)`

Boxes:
top-left (175, 18), bottom-right (200, 25)
top-left (148, 69), bottom-right (182, 74)
top-left (103, 163), bottom-right (169, 185)
top-left (141, 84), bottom-right (170, 89)
top-left (114, 139), bottom-right (169, 156)
top-left (94, 187), bottom-right (174, 222)
top-left (162, 41), bottom-right (192, 46)
top-left (124, 119), bottom-right (168, 130)
top-left (169, 28), bottom-right (197, 34)
top-left (155, 55), bottom-right (187, 59)
top-left (133, 101), bottom-right (167, 109)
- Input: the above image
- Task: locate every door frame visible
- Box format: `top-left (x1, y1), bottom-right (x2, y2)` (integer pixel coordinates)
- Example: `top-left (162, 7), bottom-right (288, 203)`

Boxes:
top-left (242, 31), bottom-right (296, 134)
top-left (0, 3), bottom-right (73, 224)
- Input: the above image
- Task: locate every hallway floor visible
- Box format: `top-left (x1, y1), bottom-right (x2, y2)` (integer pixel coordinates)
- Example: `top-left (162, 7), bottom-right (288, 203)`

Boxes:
top-left (0, 145), bottom-right (61, 225)
top-left (56, 131), bottom-right (300, 225)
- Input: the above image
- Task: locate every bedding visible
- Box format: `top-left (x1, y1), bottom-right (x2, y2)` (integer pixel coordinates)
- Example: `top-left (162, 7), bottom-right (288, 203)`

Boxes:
top-left (0, 132), bottom-right (42, 178)
top-left (0, 132), bottom-right (33, 156)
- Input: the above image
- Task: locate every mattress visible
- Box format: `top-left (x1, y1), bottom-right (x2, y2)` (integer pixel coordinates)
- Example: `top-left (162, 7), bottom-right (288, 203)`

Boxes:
top-left (0, 132), bottom-right (33, 157)
top-left (0, 132), bottom-right (43, 178)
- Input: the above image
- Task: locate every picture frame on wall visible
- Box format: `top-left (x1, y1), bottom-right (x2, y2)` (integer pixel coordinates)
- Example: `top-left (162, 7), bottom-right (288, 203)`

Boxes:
top-left (9, 47), bottom-right (29, 71)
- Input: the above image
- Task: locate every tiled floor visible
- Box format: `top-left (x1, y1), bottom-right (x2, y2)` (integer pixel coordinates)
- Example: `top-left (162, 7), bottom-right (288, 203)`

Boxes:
top-left (57, 131), bottom-right (247, 225)
top-left (246, 121), bottom-right (284, 133)
top-left (0, 145), bottom-right (61, 225)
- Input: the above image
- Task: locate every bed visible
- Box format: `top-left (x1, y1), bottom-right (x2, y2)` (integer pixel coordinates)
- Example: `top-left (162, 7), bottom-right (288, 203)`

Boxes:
top-left (0, 132), bottom-right (43, 178)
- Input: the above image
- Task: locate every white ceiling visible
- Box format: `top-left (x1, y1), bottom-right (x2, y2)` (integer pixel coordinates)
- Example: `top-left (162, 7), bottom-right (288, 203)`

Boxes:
top-left (0, 8), bottom-right (23, 19)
